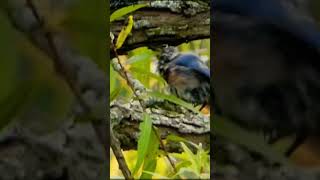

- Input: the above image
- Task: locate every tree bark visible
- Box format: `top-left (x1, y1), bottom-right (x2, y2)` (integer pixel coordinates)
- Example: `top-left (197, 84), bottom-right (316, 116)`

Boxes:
top-left (111, 100), bottom-right (210, 152)
top-left (110, 0), bottom-right (210, 54)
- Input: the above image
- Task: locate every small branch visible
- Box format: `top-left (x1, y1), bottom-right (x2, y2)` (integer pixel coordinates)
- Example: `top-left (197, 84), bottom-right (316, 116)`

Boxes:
top-left (109, 44), bottom-right (137, 179)
top-left (110, 127), bottom-right (133, 180)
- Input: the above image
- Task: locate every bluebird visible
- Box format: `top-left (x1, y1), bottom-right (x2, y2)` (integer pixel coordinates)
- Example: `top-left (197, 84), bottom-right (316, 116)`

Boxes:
top-left (158, 45), bottom-right (210, 110)
top-left (213, 0), bottom-right (320, 156)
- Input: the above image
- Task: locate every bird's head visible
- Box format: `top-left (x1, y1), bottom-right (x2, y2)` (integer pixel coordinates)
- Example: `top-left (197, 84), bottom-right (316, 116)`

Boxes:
top-left (159, 45), bottom-right (180, 63)
top-left (156, 45), bottom-right (180, 75)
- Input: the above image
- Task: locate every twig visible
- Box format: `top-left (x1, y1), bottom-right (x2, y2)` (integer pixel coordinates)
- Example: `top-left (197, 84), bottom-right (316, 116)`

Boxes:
top-left (111, 43), bottom-right (177, 172)
top-left (110, 128), bottom-right (133, 179)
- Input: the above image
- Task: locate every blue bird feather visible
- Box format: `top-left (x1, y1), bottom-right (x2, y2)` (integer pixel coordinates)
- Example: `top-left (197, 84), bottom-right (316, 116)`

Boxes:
top-left (158, 46), bottom-right (210, 108)
top-left (173, 54), bottom-right (210, 79)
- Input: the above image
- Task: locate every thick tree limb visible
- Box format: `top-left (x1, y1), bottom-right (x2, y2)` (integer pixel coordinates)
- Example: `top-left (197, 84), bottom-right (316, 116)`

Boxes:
top-left (110, 0), bottom-right (210, 54)
top-left (110, 99), bottom-right (210, 152)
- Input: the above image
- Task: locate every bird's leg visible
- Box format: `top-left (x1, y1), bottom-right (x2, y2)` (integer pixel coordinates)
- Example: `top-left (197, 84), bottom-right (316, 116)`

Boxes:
top-left (199, 103), bottom-right (206, 111)
top-left (285, 133), bottom-right (307, 157)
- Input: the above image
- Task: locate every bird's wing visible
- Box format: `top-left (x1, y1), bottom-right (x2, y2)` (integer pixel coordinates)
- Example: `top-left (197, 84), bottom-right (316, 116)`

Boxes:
top-left (173, 54), bottom-right (210, 79)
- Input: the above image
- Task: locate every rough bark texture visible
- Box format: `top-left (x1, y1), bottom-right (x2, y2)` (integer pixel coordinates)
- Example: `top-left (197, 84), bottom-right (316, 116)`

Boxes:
top-left (111, 99), bottom-right (210, 152)
top-left (0, 124), bottom-right (106, 180)
top-left (110, 0), bottom-right (210, 54)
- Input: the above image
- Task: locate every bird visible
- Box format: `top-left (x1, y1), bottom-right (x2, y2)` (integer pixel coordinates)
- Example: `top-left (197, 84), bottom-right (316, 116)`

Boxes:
top-left (212, 0), bottom-right (320, 156)
top-left (157, 45), bottom-right (210, 111)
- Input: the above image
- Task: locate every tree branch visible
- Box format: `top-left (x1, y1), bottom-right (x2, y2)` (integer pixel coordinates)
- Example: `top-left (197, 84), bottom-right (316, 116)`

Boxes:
top-left (110, 0), bottom-right (210, 54)
top-left (111, 99), bottom-right (210, 151)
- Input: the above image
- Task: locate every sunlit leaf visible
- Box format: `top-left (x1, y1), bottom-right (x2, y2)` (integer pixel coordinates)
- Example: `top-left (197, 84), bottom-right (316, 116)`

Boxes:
top-left (140, 128), bottom-right (159, 179)
top-left (166, 134), bottom-right (189, 144)
top-left (180, 142), bottom-right (200, 175)
top-left (132, 113), bottom-right (152, 175)
top-left (174, 167), bottom-right (199, 179)
top-left (126, 51), bottom-right (154, 64)
top-left (128, 47), bottom-right (153, 87)
top-left (110, 176), bottom-right (125, 179)
top-left (175, 161), bottom-right (192, 172)
top-left (110, 64), bottom-right (117, 93)
top-left (130, 67), bottom-right (166, 85)
top-left (110, 64), bottom-right (122, 102)
top-left (141, 171), bottom-right (169, 179)
top-left (110, 4), bottom-right (148, 22)
top-left (116, 15), bottom-right (134, 49)
top-left (110, 86), bottom-right (122, 102)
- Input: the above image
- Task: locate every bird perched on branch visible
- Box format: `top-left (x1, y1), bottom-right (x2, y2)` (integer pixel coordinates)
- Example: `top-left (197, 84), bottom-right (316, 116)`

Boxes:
top-left (213, 0), bottom-right (320, 157)
top-left (157, 45), bottom-right (210, 111)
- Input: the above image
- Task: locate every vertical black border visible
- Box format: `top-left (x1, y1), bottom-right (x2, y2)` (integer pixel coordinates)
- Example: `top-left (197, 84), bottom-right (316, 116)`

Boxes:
top-left (106, 0), bottom-right (110, 178)
top-left (210, 0), bottom-right (215, 178)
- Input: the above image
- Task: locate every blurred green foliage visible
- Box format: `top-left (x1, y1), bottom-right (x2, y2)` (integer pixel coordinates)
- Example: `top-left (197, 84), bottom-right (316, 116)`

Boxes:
top-left (62, 0), bottom-right (107, 69)
top-left (0, 0), bottom-right (106, 133)
top-left (0, 13), bottom-right (22, 129)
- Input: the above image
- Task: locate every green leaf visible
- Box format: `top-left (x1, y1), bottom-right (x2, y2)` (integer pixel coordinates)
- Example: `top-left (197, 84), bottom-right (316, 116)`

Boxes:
top-left (180, 142), bottom-right (200, 175)
top-left (110, 4), bottom-right (148, 22)
top-left (110, 86), bottom-right (122, 102)
top-left (174, 167), bottom-right (199, 179)
top-left (132, 113), bottom-right (152, 175)
top-left (130, 67), bottom-right (167, 85)
top-left (110, 64), bottom-right (116, 92)
top-left (148, 91), bottom-right (200, 113)
top-left (175, 161), bottom-right (192, 172)
top-left (116, 15), bottom-right (134, 49)
top-left (140, 127), bottom-right (160, 179)
top-left (110, 176), bottom-right (125, 180)
top-left (166, 134), bottom-right (189, 143)
top-left (141, 171), bottom-right (169, 179)
top-left (126, 50), bottom-right (154, 64)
